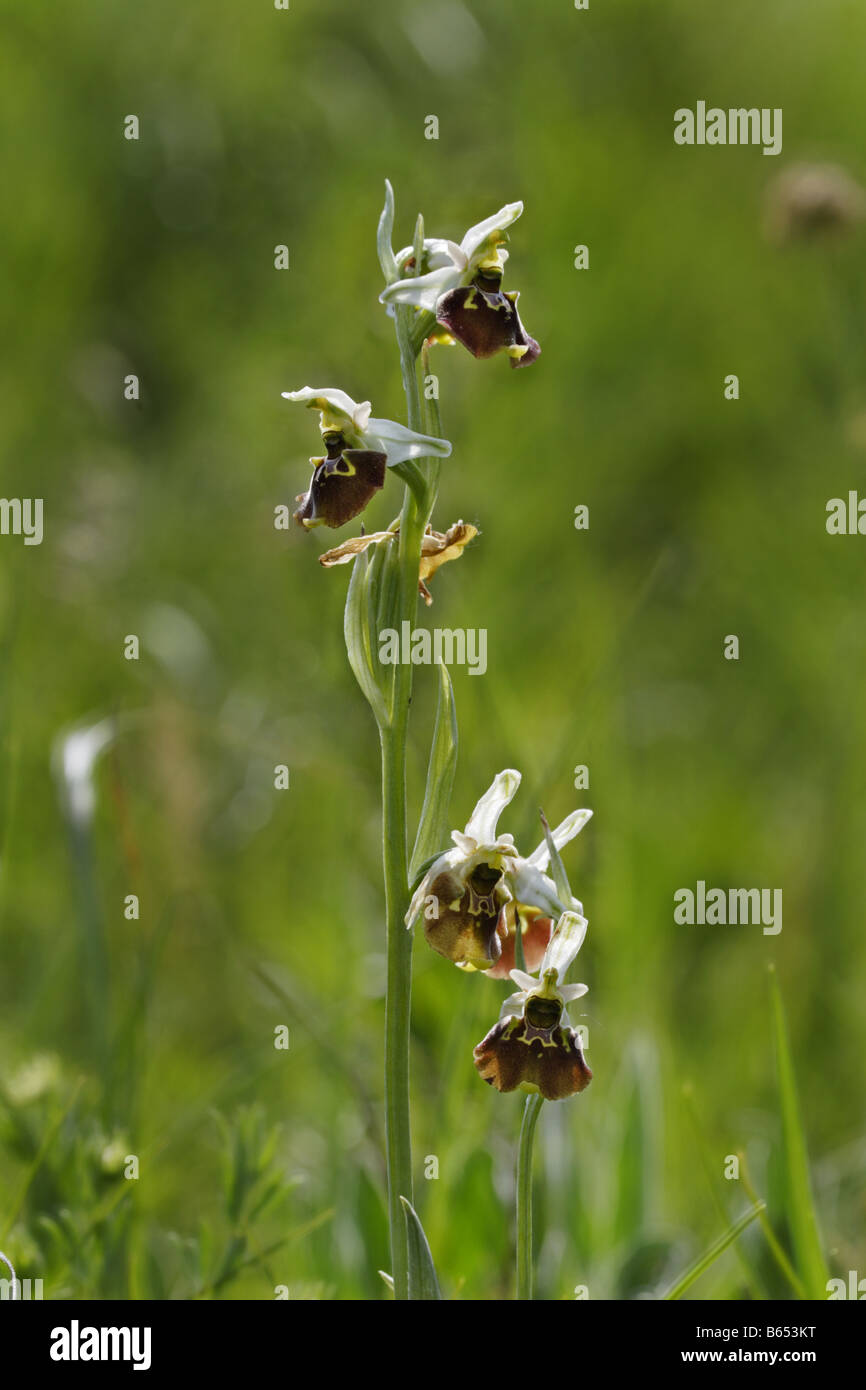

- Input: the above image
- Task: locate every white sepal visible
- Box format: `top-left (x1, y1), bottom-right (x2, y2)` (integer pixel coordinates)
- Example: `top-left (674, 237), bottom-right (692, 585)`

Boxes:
top-left (365, 417), bottom-right (452, 464)
top-left (540, 910), bottom-right (588, 984)
top-left (459, 202), bottom-right (523, 262)
top-left (464, 769), bottom-right (521, 844)
top-left (526, 808), bottom-right (592, 870)
top-left (281, 386), bottom-right (370, 435)
top-left (379, 264), bottom-right (464, 312)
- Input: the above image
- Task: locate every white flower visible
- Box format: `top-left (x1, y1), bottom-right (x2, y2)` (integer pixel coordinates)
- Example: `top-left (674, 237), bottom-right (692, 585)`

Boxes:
top-left (503, 909), bottom-right (590, 1018)
top-left (473, 910), bottom-right (593, 1101)
top-left (380, 202), bottom-right (524, 314)
top-left (405, 769), bottom-right (522, 969)
top-left (282, 387), bottom-right (451, 529)
top-left (509, 807), bottom-right (592, 919)
top-left (282, 386), bottom-right (452, 466)
top-left (406, 768), bottom-right (591, 970)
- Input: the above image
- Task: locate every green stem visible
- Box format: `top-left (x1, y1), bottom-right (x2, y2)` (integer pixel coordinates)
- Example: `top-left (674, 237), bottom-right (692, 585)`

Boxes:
top-left (381, 289), bottom-right (436, 1299)
top-left (381, 719), bottom-right (413, 1300)
top-left (516, 1093), bottom-right (544, 1299)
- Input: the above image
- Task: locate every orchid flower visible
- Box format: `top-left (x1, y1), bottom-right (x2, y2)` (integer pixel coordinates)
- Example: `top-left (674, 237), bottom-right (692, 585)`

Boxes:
top-left (282, 387), bottom-right (452, 529)
top-left (405, 770), bottom-right (588, 970)
top-left (474, 910), bottom-right (593, 1101)
top-left (405, 769), bottom-right (522, 969)
top-left (380, 204), bottom-right (540, 369)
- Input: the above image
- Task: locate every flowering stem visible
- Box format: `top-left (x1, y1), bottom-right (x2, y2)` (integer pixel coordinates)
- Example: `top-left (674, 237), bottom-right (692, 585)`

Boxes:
top-left (516, 1093), bottom-right (544, 1299)
top-left (380, 718), bottom-right (413, 1300)
top-left (380, 283), bottom-right (437, 1299)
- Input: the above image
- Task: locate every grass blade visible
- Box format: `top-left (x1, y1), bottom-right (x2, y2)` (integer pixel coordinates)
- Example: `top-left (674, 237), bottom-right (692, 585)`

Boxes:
top-left (769, 966), bottom-right (829, 1298)
top-left (662, 1200), bottom-right (765, 1300)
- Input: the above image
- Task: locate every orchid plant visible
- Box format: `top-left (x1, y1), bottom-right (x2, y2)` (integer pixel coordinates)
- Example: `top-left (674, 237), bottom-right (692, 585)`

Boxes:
top-left (283, 184), bottom-right (592, 1301)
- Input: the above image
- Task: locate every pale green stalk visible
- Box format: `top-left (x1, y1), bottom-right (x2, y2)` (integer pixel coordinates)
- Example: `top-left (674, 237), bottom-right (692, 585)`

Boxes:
top-left (378, 203), bottom-right (440, 1300)
top-left (516, 1093), bottom-right (544, 1298)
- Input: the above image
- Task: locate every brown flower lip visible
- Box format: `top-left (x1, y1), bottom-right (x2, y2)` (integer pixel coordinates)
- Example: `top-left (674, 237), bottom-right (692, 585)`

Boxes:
top-left (435, 271), bottom-right (540, 368)
top-left (423, 863), bottom-right (509, 969)
top-left (473, 1014), bottom-right (592, 1101)
top-left (293, 434), bottom-right (387, 530)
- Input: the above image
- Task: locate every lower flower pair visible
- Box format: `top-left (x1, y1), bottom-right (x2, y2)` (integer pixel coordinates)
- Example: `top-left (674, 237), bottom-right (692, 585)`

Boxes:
top-left (406, 769), bottom-right (593, 1101)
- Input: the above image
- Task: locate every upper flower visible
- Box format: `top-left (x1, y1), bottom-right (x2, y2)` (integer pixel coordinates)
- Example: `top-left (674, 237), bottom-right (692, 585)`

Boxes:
top-left (282, 387), bottom-right (452, 529)
top-left (406, 769), bottom-right (521, 970)
top-left (405, 769), bottom-right (589, 969)
top-left (380, 204), bottom-right (540, 369)
top-left (473, 910), bottom-right (592, 1101)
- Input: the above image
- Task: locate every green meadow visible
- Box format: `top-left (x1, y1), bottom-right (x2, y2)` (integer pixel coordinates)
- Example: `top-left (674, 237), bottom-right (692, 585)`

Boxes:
top-left (1, 0), bottom-right (864, 1299)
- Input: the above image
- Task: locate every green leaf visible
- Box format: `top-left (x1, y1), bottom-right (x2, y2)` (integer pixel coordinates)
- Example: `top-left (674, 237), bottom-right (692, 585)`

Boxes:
top-left (540, 809), bottom-right (573, 907)
top-left (344, 543), bottom-right (388, 727)
top-left (378, 1269), bottom-right (395, 1295)
top-left (372, 529), bottom-right (400, 640)
top-left (377, 179), bottom-right (398, 285)
top-left (368, 534), bottom-right (397, 718)
top-left (769, 966), bottom-right (829, 1298)
top-left (411, 212), bottom-right (425, 274)
top-left (410, 661), bottom-right (458, 877)
top-left (662, 1200), bottom-right (765, 1300)
top-left (400, 1196), bottom-right (442, 1300)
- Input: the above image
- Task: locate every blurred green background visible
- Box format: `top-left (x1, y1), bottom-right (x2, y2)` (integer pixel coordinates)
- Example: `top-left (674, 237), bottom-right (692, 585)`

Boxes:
top-left (1, 0), bottom-right (865, 1299)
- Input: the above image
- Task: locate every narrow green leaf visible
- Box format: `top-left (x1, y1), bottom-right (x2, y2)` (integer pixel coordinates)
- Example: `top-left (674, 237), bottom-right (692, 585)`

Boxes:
top-left (344, 544), bottom-right (388, 727)
top-left (409, 850), bottom-right (449, 898)
top-left (372, 529), bottom-right (400, 640)
top-left (420, 342), bottom-right (443, 510)
top-left (400, 1196), bottom-right (442, 1300)
top-left (737, 1151), bottom-right (807, 1299)
top-left (662, 1201), bottom-right (765, 1300)
top-left (540, 809), bottom-right (573, 907)
top-left (769, 967), bottom-right (829, 1298)
top-left (378, 1269), bottom-right (395, 1295)
top-left (368, 535), bottom-right (396, 719)
top-left (410, 662), bottom-right (457, 876)
top-left (411, 212), bottom-right (425, 273)
top-left (377, 179), bottom-right (398, 285)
